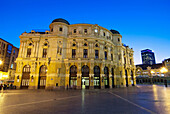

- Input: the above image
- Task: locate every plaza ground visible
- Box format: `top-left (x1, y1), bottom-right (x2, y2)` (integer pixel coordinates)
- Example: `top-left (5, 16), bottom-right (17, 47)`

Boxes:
top-left (0, 85), bottom-right (170, 114)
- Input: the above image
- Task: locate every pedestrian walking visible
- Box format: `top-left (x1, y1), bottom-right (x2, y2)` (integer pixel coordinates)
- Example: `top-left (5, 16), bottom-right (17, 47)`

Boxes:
top-left (164, 80), bottom-right (168, 87)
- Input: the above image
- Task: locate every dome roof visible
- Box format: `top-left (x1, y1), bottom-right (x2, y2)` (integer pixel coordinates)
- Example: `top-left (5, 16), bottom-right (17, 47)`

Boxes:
top-left (52, 18), bottom-right (70, 25)
top-left (110, 29), bottom-right (120, 34)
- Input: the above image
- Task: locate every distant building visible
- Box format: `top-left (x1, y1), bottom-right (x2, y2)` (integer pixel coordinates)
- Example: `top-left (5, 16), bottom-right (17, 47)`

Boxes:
top-left (0, 38), bottom-right (19, 83)
top-left (141, 49), bottom-right (156, 65)
top-left (163, 58), bottom-right (170, 77)
top-left (136, 63), bottom-right (163, 77)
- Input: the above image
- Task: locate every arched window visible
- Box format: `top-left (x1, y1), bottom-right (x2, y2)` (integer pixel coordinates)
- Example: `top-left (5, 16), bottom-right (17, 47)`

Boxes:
top-left (70, 65), bottom-right (77, 77)
top-left (23, 65), bottom-right (31, 73)
top-left (40, 65), bottom-right (47, 75)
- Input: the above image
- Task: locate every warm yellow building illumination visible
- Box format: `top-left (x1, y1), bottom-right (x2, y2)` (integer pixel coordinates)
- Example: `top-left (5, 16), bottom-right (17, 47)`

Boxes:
top-left (160, 67), bottom-right (168, 73)
top-left (14, 18), bottom-right (136, 89)
top-left (151, 71), bottom-right (155, 74)
top-left (0, 60), bottom-right (2, 65)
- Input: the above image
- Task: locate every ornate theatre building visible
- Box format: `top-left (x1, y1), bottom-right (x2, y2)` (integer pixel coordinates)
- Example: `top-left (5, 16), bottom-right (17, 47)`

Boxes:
top-left (14, 18), bottom-right (136, 89)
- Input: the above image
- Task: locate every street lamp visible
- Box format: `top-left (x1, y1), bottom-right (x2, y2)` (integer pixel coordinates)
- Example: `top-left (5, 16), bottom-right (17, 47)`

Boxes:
top-left (150, 70), bottom-right (155, 84)
top-left (0, 60), bottom-right (2, 65)
top-left (160, 67), bottom-right (168, 87)
top-left (160, 67), bottom-right (168, 76)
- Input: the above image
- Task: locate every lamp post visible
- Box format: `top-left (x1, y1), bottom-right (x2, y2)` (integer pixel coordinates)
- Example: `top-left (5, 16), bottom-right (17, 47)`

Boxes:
top-left (160, 67), bottom-right (168, 76)
top-left (0, 60), bottom-right (2, 65)
top-left (160, 67), bottom-right (168, 87)
top-left (150, 70), bottom-right (155, 84)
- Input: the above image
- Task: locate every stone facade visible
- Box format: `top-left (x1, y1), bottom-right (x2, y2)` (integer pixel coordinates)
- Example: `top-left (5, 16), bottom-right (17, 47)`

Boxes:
top-left (14, 18), bottom-right (136, 89)
top-left (0, 38), bottom-right (19, 82)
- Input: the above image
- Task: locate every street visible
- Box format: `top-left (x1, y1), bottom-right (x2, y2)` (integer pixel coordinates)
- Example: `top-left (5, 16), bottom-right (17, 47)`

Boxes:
top-left (0, 85), bottom-right (170, 114)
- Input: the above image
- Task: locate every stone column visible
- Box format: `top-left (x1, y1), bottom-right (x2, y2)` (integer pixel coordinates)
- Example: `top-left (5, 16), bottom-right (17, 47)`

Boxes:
top-left (77, 63), bottom-right (82, 89)
top-left (65, 63), bottom-right (70, 89)
top-left (109, 67), bottom-right (112, 88)
top-left (22, 41), bottom-right (26, 58)
top-left (18, 42), bottom-right (23, 57)
top-left (100, 64), bottom-right (105, 89)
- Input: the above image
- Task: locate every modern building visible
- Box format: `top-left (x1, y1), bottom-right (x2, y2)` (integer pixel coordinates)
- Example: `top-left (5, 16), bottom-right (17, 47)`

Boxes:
top-left (0, 38), bottom-right (19, 83)
top-left (14, 18), bottom-right (136, 89)
top-left (141, 49), bottom-right (156, 65)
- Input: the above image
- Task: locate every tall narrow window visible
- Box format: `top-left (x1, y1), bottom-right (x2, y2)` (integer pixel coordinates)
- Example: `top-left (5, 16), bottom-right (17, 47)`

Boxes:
top-left (130, 59), bottom-right (132, 65)
top-left (111, 54), bottom-right (113, 61)
top-left (103, 32), bottom-right (105, 36)
top-left (72, 49), bottom-right (76, 58)
top-left (84, 29), bottom-right (87, 34)
top-left (95, 50), bottom-right (99, 59)
top-left (105, 51), bottom-right (107, 60)
top-left (74, 29), bottom-right (76, 33)
top-left (27, 48), bottom-right (31, 57)
top-left (59, 27), bottom-right (62, 31)
top-left (42, 49), bottom-right (47, 58)
top-left (84, 49), bottom-right (88, 58)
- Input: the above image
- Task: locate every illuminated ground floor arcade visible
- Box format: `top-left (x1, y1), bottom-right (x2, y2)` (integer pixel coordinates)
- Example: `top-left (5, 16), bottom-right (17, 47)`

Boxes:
top-left (14, 61), bottom-right (136, 89)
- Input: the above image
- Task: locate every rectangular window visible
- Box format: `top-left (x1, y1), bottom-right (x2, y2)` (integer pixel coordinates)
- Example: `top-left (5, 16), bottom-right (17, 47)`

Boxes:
top-left (74, 29), bottom-right (76, 33)
top-left (103, 32), bottom-right (105, 36)
top-left (42, 49), bottom-right (47, 58)
top-left (95, 50), bottom-right (99, 59)
top-left (84, 29), bottom-right (87, 34)
top-left (59, 27), bottom-right (62, 31)
top-left (105, 51), bottom-right (107, 60)
top-left (27, 48), bottom-right (31, 57)
top-left (72, 49), bottom-right (76, 58)
top-left (130, 59), bottom-right (132, 65)
top-left (84, 49), bottom-right (88, 58)
top-left (111, 54), bottom-right (113, 61)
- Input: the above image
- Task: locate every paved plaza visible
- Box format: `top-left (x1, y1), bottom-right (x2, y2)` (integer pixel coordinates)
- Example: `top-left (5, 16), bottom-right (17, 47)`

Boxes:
top-left (0, 85), bottom-right (170, 114)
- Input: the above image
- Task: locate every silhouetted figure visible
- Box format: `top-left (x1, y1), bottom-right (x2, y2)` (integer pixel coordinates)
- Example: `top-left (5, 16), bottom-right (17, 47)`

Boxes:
top-left (164, 80), bottom-right (168, 87)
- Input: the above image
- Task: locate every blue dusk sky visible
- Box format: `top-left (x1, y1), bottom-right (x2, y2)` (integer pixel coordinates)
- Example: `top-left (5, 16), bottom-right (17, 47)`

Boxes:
top-left (0, 0), bottom-right (169, 65)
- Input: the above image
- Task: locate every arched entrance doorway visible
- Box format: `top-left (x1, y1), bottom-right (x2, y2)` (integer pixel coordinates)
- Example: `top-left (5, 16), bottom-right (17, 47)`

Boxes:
top-left (82, 65), bottom-right (89, 89)
top-left (69, 65), bottom-right (77, 89)
top-left (21, 65), bottom-right (31, 89)
top-left (38, 65), bottom-right (47, 89)
top-left (111, 68), bottom-right (115, 88)
top-left (131, 70), bottom-right (134, 86)
top-left (104, 67), bottom-right (109, 88)
top-left (94, 66), bottom-right (100, 89)
top-left (125, 70), bottom-right (128, 87)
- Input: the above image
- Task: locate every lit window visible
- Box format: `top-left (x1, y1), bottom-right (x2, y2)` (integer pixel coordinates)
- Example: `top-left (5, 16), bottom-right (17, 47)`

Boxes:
top-left (95, 29), bottom-right (98, 33)
top-left (11, 64), bottom-right (13, 69)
